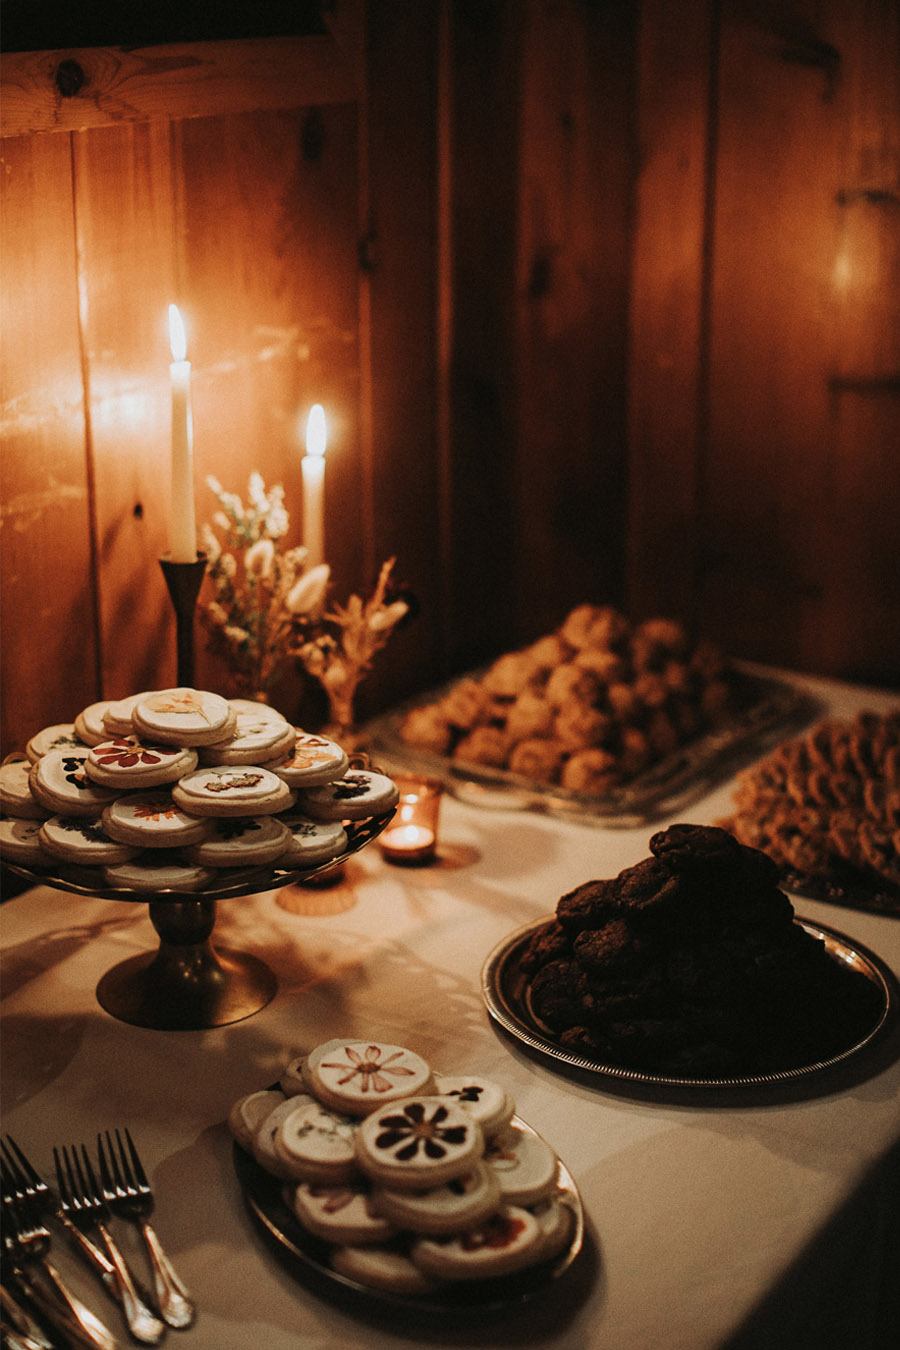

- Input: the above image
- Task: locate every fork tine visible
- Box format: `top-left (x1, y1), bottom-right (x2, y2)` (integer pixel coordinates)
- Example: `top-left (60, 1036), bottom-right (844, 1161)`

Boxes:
top-left (52, 1146), bottom-right (69, 1207)
top-left (4, 1136), bottom-right (43, 1189)
top-left (114, 1129), bottom-right (135, 1190)
top-left (79, 1145), bottom-right (103, 1205)
top-left (122, 1129), bottom-right (148, 1189)
top-left (0, 1138), bottom-right (28, 1192)
top-left (96, 1131), bottom-right (113, 1194)
top-left (101, 1131), bottom-right (123, 1193)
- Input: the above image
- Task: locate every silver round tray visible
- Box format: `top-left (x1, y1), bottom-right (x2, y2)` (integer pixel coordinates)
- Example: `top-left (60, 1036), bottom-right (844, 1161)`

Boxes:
top-left (482, 916), bottom-right (894, 1090)
top-left (234, 1112), bottom-right (585, 1315)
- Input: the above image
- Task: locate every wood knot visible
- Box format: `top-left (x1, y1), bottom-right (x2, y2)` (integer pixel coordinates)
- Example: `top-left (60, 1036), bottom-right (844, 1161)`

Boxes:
top-left (55, 59), bottom-right (86, 98)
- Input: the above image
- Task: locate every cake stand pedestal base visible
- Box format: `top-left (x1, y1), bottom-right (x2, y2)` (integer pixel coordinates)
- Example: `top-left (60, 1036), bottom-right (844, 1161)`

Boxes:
top-left (95, 897), bottom-right (277, 1030)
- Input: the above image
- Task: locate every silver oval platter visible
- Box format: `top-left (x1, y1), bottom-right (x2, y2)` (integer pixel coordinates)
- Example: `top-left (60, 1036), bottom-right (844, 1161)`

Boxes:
top-left (482, 916), bottom-right (894, 1090)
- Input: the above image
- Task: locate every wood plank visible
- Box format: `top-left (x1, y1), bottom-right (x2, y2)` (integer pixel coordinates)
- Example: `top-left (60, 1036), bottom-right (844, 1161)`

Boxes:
top-left (1, 36), bottom-right (358, 138)
top-left (0, 133), bottom-right (96, 752)
top-left (513, 0), bottom-right (635, 640)
top-left (70, 119), bottom-right (178, 697)
top-left (174, 104), bottom-right (363, 716)
top-left (626, 0), bottom-right (715, 627)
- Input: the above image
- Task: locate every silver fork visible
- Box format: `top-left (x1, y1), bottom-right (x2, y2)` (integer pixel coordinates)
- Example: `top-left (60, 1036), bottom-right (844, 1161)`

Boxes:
top-left (2, 1135), bottom-right (119, 1302)
top-left (55, 1145), bottom-right (166, 1346)
top-left (1, 1194), bottom-right (120, 1350)
top-left (98, 1131), bottom-right (195, 1331)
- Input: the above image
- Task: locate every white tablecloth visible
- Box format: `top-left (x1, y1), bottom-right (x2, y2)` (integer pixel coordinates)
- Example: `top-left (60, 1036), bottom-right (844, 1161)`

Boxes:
top-left (2, 669), bottom-right (899, 1349)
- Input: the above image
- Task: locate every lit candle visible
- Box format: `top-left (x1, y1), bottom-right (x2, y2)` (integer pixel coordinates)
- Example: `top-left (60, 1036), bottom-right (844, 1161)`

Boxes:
top-left (380, 776), bottom-right (443, 865)
top-left (301, 404), bottom-right (327, 567)
top-left (167, 304), bottom-right (197, 562)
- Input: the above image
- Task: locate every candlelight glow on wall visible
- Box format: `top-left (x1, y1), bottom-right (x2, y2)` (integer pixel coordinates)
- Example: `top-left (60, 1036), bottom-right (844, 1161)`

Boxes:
top-left (168, 304), bottom-right (197, 562)
top-left (301, 403), bottom-right (328, 567)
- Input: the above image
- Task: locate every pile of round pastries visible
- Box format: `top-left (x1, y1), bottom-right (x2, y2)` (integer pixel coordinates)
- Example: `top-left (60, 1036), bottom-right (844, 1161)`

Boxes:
top-left (521, 824), bottom-right (883, 1075)
top-left (399, 604), bottom-right (735, 794)
top-left (0, 689), bottom-right (398, 892)
top-left (228, 1037), bottom-right (572, 1295)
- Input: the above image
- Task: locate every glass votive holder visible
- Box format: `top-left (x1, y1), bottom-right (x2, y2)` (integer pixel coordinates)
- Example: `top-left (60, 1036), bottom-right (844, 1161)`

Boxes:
top-left (380, 775), bottom-right (444, 866)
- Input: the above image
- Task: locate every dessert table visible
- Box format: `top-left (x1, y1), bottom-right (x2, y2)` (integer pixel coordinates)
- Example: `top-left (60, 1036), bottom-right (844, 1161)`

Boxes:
top-left (2, 668), bottom-right (898, 1350)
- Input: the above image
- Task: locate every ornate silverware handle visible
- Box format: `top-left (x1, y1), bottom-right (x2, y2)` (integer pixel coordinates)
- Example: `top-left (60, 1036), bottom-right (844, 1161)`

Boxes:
top-left (96, 1223), bottom-right (166, 1345)
top-left (28, 1261), bottom-right (120, 1350)
top-left (57, 1211), bottom-right (119, 1295)
top-left (139, 1221), bottom-right (196, 1329)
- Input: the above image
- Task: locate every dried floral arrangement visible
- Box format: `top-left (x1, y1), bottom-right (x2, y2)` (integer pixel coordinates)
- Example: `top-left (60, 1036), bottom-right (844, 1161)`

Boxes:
top-left (202, 473), bottom-right (409, 732)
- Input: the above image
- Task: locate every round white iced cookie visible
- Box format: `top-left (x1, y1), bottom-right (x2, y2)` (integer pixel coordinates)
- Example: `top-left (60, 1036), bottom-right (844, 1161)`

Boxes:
top-left (291, 1182), bottom-right (396, 1247)
top-left (280, 1055), bottom-right (309, 1096)
top-left (372, 1161), bottom-right (501, 1236)
top-left (270, 732), bottom-right (350, 788)
top-left (227, 1090), bottom-right (285, 1151)
top-left (431, 1074), bottom-right (515, 1140)
top-left (0, 817), bottom-right (54, 866)
top-left (272, 1100), bottom-right (359, 1185)
top-left (132, 688), bottom-right (236, 747)
top-left (228, 698), bottom-right (290, 724)
top-left (484, 1127), bottom-right (559, 1207)
top-left (73, 700), bottom-right (112, 746)
top-left (39, 816), bottom-right (139, 866)
top-left (0, 760), bottom-right (49, 819)
top-left (253, 1097), bottom-right (317, 1180)
top-left (29, 749), bottom-right (118, 818)
top-left (276, 816), bottom-right (348, 868)
top-left (410, 1205), bottom-right (544, 1281)
top-left (25, 723), bottom-right (83, 764)
top-left (84, 738), bottom-right (198, 789)
top-left (171, 765), bottom-right (295, 818)
top-left (355, 1098), bottom-right (483, 1192)
top-left (530, 1196), bottom-right (572, 1261)
top-left (303, 1040), bottom-right (434, 1116)
top-left (103, 692), bottom-right (153, 737)
top-left (180, 815), bottom-right (291, 868)
top-left (198, 713), bottom-right (295, 767)
top-left (331, 1244), bottom-right (435, 1295)
top-left (101, 794), bottom-right (213, 849)
top-left (299, 771), bottom-right (399, 822)
top-left (102, 855), bottom-right (215, 893)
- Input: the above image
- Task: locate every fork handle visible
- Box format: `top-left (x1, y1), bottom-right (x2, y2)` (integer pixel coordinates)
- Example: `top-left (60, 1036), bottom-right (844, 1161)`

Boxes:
top-left (58, 1213), bottom-right (119, 1292)
top-left (28, 1260), bottom-right (120, 1350)
top-left (138, 1222), bottom-right (195, 1330)
top-left (96, 1223), bottom-right (166, 1345)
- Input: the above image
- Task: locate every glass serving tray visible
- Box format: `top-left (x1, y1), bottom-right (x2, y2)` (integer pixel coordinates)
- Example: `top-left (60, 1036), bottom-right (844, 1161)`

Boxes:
top-left (367, 667), bottom-right (814, 826)
top-left (234, 1113), bottom-right (585, 1316)
top-left (482, 916), bottom-right (895, 1091)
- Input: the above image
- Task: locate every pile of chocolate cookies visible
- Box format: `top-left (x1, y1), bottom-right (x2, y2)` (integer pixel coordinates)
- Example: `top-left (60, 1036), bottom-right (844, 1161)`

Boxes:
top-left (522, 824), bottom-right (882, 1076)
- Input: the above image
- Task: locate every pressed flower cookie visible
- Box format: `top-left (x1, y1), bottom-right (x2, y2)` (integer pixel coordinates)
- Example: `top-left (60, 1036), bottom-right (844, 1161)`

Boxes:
top-left (371, 1161), bottom-right (502, 1236)
top-left (291, 1182), bottom-right (396, 1247)
top-left (299, 771), bottom-right (399, 822)
top-left (29, 749), bottom-right (118, 818)
top-left (102, 855), bottom-right (216, 893)
top-left (84, 738), bottom-right (198, 790)
top-left (73, 700), bottom-right (113, 747)
top-left (171, 765), bottom-right (295, 818)
top-left (272, 1100), bottom-right (359, 1185)
top-left (228, 1090), bottom-right (285, 1151)
top-left (39, 816), bottom-right (140, 866)
top-left (276, 816), bottom-right (348, 868)
top-left (102, 692), bottom-right (153, 737)
top-left (269, 732), bottom-right (350, 788)
top-left (253, 1097), bottom-right (317, 1180)
top-left (0, 817), bottom-right (54, 866)
top-left (302, 1040), bottom-right (434, 1116)
top-left (180, 815), bottom-right (291, 869)
top-left (25, 723), bottom-right (83, 763)
top-left (431, 1074), bottom-right (515, 1140)
top-left (331, 1244), bottom-right (435, 1295)
top-left (354, 1098), bottom-right (483, 1191)
top-left (0, 760), bottom-right (49, 819)
top-left (198, 712), bottom-right (295, 767)
top-left (101, 793), bottom-right (213, 849)
top-left (484, 1126), bottom-right (560, 1207)
top-left (132, 688), bottom-right (236, 747)
top-left (409, 1205), bottom-right (544, 1281)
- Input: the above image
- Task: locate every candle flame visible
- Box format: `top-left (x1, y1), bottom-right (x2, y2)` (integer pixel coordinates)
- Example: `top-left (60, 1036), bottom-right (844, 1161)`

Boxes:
top-left (168, 304), bottom-right (187, 362)
top-left (306, 404), bottom-right (327, 458)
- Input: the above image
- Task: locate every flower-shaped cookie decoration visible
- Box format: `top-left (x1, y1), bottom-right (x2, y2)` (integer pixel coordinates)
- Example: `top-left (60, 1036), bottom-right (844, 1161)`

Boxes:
top-left (95, 739), bottom-right (171, 768)
top-left (307, 1186), bottom-right (356, 1214)
top-left (374, 1102), bottom-right (469, 1162)
top-left (133, 802), bottom-right (178, 821)
top-left (445, 1084), bottom-right (484, 1104)
top-left (333, 774), bottom-right (370, 800)
top-left (459, 1212), bottom-right (527, 1252)
top-left (146, 691), bottom-right (210, 722)
top-left (321, 1045), bottom-right (417, 1094)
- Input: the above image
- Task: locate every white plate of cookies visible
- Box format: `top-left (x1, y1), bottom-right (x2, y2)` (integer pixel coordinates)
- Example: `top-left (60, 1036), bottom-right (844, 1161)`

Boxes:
top-left (229, 1038), bottom-right (586, 1313)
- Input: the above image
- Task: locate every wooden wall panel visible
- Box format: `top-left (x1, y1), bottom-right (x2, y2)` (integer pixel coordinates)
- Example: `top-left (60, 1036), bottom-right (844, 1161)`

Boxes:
top-left (0, 134), bottom-right (97, 753)
top-left (71, 119), bottom-right (177, 697)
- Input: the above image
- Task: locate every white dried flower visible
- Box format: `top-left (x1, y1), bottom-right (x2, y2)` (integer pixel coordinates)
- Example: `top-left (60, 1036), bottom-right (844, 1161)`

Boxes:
top-left (245, 538), bottom-right (275, 580)
top-left (213, 511), bottom-right (231, 533)
top-left (369, 600), bottom-right (408, 633)
top-left (207, 601), bottom-right (229, 627)
top-left (201, 524), bottom-right (221, 564)
top-left (225, 624), bottom-right (250, 645)
top-left (248, 472), bottom-right (267, 510)
top-left (285, 563), bottom-right (330, 614)
top-left (220, 554), bottom-right (237, 578)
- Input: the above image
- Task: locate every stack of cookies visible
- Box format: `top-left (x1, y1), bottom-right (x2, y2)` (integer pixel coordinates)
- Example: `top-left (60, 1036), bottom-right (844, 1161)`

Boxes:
top-left (521, 824), bottom-right (883, 1075)
top-left (399, 604), bottom-right (735, 795)
top-left (0, 689), bottom-right (399, 892)
top-left (722, 712), bottom-right (900, 905)
top-left (228, 1038), bottom-right (571, 1295)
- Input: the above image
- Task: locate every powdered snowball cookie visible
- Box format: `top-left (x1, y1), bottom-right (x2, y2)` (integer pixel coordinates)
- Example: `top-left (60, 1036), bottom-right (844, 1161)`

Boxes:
top-left (399, 705), bottom-right (453, 755)
top-left (560, 748), bottom-right (620, 795)
top-left (508, 738), bottom-right (566, 784)
top-left (440, 678), bottom-right (492, 730)
top-left (505, 691), bottom-right (555, 742)
top-left (453, 727), bottom-right (510, 769)
top-left (544, 664), bottom-right (599, 708)
top-left (481, 652), bottom-right (537, 699)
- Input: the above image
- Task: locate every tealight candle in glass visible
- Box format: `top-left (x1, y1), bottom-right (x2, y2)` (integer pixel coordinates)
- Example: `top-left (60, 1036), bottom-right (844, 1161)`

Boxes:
top-left (380, 775), bottom-right (443, 865)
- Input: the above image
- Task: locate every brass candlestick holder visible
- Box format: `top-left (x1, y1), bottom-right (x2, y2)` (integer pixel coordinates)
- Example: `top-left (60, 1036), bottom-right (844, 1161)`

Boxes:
top-left (159, 553), bottom-right (207, 686)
